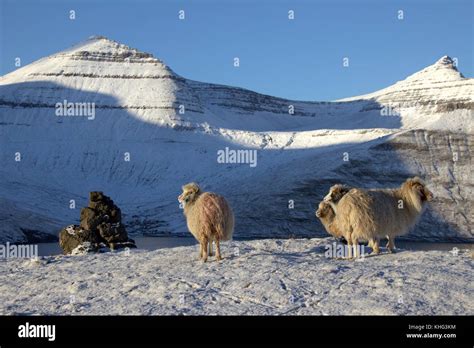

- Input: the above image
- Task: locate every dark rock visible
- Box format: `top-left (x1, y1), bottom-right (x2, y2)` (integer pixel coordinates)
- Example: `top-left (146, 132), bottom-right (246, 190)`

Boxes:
top-left (79, 207), bottom-right (102, 231)
top-left (110, 239), bottom-right (137, 251)
top-left (97, 222), bottom-right (128, 244)
top-left (89, 191), bottom-right (105, 202)
top-left (70, 242), bottom-right (98, 255)
top-left (59, 192), bottom-right (134, 254)
top-left (87, 192), bottom-right (122, 223)
top-left (59, 225), bottom-right (100, 255)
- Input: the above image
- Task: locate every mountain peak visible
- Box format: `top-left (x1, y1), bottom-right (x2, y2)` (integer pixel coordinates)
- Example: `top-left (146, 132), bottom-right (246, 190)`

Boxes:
top-left (54, 35), bottom-right (173, 70)
top-left (73, 36), bottom-right (151, 57)
top-left (402, 55), bottom-right (465, 83)
top-left (87, 35), bottom-right (113, 42)
top-left (0, 35), bottom-right (179, 82)
top-left (84, 35), bottom-right (135, 49)
top-left (434, 55), bottom-right (459, 69)
top-left (436, 55), bottom-right (453, 64)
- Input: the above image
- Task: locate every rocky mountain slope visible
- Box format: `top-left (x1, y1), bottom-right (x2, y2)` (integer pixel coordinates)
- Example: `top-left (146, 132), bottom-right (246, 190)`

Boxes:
top-left (0, 36), bottom-right (472, 242)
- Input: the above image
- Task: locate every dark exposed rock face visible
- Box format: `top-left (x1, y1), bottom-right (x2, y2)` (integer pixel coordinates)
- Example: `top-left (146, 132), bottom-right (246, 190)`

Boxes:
top-left (97, 222), bottom-right (127, 243)
top-left (59, 225), bottom-right (100, 255)
top-left (79, 207), bottom-right (102, 231)
top-left (58, 192), bottom-right (136, 254)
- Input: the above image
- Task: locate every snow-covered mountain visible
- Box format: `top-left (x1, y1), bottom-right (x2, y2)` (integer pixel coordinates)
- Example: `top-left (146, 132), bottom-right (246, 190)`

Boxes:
top-left (1, 36), bottom-right (472, 242)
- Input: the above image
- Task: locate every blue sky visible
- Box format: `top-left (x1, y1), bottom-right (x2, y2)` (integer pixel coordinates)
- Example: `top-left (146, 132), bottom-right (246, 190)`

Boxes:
top-left (0, 0), bottom-right (472, 101)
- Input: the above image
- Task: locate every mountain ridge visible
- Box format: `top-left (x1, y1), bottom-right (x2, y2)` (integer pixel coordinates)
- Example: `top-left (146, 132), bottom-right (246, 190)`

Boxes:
top-left (0, 36), bottom-right (472, 243)
top-left (2, 36), bottom-right (471, 104)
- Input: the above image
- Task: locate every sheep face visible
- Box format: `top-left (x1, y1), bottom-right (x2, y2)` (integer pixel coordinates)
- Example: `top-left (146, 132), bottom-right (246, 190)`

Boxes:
top-left (405, 177), bottom-right (434, 203)
top-left (323, 184), bottom-right (351, 203)
top-left (315, 201), bottom-right (334, 219)
top-left (178, 182), bottom-right (200, 205)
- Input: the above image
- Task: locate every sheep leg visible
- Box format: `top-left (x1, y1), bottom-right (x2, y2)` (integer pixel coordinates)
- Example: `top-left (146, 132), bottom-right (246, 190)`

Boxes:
top-left (201, 239), bottom-right (208, 263)
top-left (346, 237), bottom-right (353, 260)
top-left (208, 240), bottom-right (214, 256)
top-left (351, 235), bottom-right (359, 259)
top-left (371, 238), bottom-right (380, 255)
top-left (386, 237), bottom-right (396, 253)
top-left (215, 239), bottom-right (222, 261)
top-left (199, 242), bottom-right (204, 260)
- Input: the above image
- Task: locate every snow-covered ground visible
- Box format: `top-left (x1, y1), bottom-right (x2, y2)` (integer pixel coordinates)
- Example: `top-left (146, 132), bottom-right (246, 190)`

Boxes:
top-left (0, 238), bottom-right (472, 315)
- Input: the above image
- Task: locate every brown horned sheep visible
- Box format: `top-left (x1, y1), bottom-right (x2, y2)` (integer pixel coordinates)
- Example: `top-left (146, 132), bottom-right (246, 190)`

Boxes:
top-left (324, 177), bottom-right (433, 257)
top-left (178, 182), bottom-right (234, 262)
